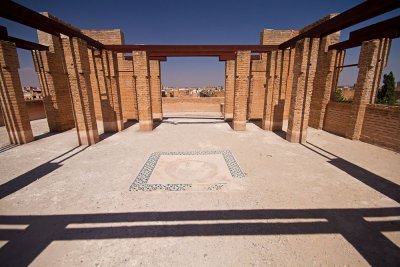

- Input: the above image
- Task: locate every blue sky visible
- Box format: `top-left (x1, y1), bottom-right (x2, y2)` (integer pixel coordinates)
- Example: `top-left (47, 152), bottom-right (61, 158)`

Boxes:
top-left (1, 0), bottom-right (399, 87)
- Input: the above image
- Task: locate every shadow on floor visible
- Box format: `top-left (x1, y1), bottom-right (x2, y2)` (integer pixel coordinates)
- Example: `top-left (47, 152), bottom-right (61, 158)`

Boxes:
top-left (100, 120), bottom-right (137, 140)
top-left (0, 146), bottom-right (88, 199)
top-left (34, 131), bottom-right (62, 141)
top-left (249, 120), bottom-right (287, 139)
top-left (303, 142), bottom-right (400, 203)
top-left (0, 144), bottom-right (18, 154)
top-left (0, 208), bottom-right (398, 266)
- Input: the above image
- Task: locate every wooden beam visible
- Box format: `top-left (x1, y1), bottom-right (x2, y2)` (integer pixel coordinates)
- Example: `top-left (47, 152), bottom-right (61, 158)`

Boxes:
top-left (329, 16), bottom-right (400, 50)
top-left (0, 25), bottom-right (48, 51)
top-left (280, 0), bottom-right (400, 49)
top-left (104, 45), bottom-right (279, 54)
top-left (124, 55), bottom-right (167, 61)
top-left (0, 0), bottom-right (103, 49)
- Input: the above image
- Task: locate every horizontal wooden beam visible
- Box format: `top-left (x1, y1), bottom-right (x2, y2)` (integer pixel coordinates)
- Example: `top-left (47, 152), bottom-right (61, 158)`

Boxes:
top-left (0, 25), bottom-right (48, 51)
top-left (280, 0), bottom-right (400, 49)
top-left (105, 45), bottom-right (278, 54)
top-left (124, 55), bottom-right (167, 61)
top-left (0, 0), bottom-right (103, 49)
top-left (329, 16), bottom-right (400, 50)
top-left (219, 54), bottom-right (261, 61)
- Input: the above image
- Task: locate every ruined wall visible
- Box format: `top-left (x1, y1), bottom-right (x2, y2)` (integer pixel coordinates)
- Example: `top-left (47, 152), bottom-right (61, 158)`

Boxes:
top-left (162, 97), bottom-right (224, 113)
top-left (360, 105), bottom-right (400, 152)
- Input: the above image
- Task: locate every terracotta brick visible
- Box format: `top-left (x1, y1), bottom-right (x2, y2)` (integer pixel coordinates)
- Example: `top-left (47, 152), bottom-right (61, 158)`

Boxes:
top-left (0, 40), bottom-right (34, 144)
top-left (287, 38), bottom-right (319, 143)
top-left (248, 58), bottom-right (266, 120)
top-left (133, 50), bottom-right (153, 131)
top-left (224, 60), bottom-right (235, 120)
top-left (34, 30), bottom-right (75, 132)
top-left (62, 37), bottom-right (99, 145)
top-left (149, 60), bottom-right (163, 120)
top-left (233, 50), bottom-right (251, 131)
top-left (308, 31), bottom-right (340, 129)
top-left (345, 39), bottom-right (381, 140)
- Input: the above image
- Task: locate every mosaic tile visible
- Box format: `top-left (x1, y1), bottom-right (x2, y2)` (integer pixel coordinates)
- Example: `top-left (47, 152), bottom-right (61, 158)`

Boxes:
top-left (129, 150), bottom-right (244, 192)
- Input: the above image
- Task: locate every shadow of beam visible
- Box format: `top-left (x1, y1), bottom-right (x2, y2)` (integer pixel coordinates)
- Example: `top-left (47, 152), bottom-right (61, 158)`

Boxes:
top-left (0, 208), bottom-right (398, 266)
top-left (0, 146), bottom-right (88, 199)
top-left (304, 142), bottom-right (400, 203)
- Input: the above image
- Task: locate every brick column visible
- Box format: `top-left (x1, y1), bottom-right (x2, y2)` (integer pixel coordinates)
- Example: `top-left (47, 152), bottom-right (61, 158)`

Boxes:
top-left (0, 40), bottom-right (33, 144)
top-left (330, 50), bottom-right (346, 100)
top-left (262, 50), bottom-right (284, 131)
top-left (224, 59), bottom-right (235, 120)
top-left (283, 48), bottom-right (296, 119)
top-left (62, 37), bottom-right (99, 145)
top-left (262, 51), bottom-right (277, 130)
top-left (233, 50), bottom-right (251, 131)
top-left (370, 38), bottom-right (391, 103)
top-left (247, 58), bottom-right (267, 119)
top-left (102, 50), bottom-right (124, 131)
top-left (149, 60), bottom-right (163, 120)
top-left (309, 33), bottom-right (340, 129)
top-left (287, 38), bottom-right (320, 143)
top-left (33, 31), bottom-right (75, 132)
top-left (345, 39), bottom-right (381, 140)
top-left (133, 51), bottom-right (153, 131)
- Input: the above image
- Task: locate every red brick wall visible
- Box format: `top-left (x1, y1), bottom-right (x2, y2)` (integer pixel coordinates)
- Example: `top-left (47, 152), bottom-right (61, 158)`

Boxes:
top-left (162, 97), bottom-right (224, 113)
top-left (323, 101), bottom-right (352, 137)
top-left (360, 105), bottom-right (400, 152)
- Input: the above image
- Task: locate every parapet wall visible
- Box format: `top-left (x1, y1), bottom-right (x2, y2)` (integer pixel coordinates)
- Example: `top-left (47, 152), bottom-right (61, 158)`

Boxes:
top-left (324, 101), bottom-right (400, 152)
top-left (162, 97), bottom-right (225, 113)
top-left (0, 100), bottom-right (46, 126)
top-left (360, 105), bottom-right (400, 152)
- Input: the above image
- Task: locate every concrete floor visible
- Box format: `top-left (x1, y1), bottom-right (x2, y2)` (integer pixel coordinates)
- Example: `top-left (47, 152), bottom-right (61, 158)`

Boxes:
top-left (0, 118), bottom-right (399, 266)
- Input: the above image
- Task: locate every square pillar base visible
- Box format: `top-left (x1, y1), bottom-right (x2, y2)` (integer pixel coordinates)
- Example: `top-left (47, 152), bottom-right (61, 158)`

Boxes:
top-left (78, 130), bottom-right (99, 145)
top-left (139, 120), bottom-right (153, 131)
top-left (224, 113), bottom-right (233, 121)
top-left (233, 121), bottom-right (246, 131)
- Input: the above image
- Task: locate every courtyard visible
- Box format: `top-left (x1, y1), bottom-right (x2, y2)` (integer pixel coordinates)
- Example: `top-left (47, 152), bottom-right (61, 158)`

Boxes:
top-left (0, 118), bottom-right (399, 266)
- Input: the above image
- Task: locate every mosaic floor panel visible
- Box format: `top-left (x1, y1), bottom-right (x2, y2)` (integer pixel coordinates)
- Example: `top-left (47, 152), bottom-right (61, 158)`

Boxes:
top-left (129, 151), bottom-right (245, 191)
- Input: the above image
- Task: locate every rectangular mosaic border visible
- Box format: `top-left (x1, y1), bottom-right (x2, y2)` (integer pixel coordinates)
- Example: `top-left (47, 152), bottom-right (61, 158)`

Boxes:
top-left (129, 150), bottom-right (245, 192)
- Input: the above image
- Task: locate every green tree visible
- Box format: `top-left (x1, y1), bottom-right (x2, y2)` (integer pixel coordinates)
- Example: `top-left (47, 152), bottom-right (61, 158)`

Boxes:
top-left (334, 89), bottom-right (344, 102)
top-left (376, 72), bottom-right (396, 105)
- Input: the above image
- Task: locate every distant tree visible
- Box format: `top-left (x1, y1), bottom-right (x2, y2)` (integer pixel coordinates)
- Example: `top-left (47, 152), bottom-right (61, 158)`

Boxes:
top-left (376, 72), bottom-right (396, 105)
top-left (334, 89), bottom-right (345, 102)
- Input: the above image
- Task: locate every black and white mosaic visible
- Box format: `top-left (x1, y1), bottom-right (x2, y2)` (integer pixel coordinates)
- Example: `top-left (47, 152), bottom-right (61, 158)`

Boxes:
top-left (129, 150), bottom-right (245, 192)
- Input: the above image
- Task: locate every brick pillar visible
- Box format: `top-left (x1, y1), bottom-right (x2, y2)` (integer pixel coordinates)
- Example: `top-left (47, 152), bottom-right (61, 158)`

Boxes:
top-left (133, 51), bottom-right (153, 131)
top-left (345, 39), bottom-right (381, 140)
top-left (0, 40), bottom-right (33, 144)
top-left (33, 31), bottom-right (75, 132)
top-left (287, 38), bottom-right (320, 143)
top-left (62, 37), bottom-right (99, 145)
top-left (370, 38), bottom-right (391, 103)
top-left (87, 48), bottom-right (104, 121)
top-left (102, 50), bottom-right (124, 131)
top-left (262, 50), bottom-right (284, 131)
top-left (309, 33), bottom-right (340, 129)
top-left (149, 60), bottom-right (163, 120)
top-left (283, 47), bottom-right (296, 119)
top-left (224, 59), bottom-right (235, 120)
top-left (262, 51), bottom-right (277, 130)
top-left (247, 58), bottom-right (267, 119)
top-left (233, 51), bottom-right (251, 131)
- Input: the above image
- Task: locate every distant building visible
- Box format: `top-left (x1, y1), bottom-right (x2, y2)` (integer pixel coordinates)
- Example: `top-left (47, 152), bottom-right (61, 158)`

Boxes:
top-left (22, 86), bottom-right (42, 100)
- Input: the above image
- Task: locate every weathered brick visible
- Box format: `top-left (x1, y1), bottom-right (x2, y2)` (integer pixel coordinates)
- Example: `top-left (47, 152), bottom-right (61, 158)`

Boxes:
top-left (0, 40), bottom-right (34, 144)
top-left (233, 50), bottom-right (251, 131)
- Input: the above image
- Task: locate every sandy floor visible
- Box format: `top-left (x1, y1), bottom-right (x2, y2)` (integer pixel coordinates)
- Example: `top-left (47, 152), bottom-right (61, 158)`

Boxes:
top-left (0, 118), bottom-right (399, 266)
